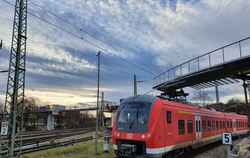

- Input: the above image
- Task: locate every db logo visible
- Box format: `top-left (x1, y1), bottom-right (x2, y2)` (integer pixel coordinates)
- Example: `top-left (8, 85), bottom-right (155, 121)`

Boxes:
top-left (126, 133), bottom-right (133, 139)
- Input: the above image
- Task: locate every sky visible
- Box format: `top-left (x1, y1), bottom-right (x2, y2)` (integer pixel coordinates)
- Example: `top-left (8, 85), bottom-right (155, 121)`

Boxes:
top-left (0, 0), bottom-right (250, 106)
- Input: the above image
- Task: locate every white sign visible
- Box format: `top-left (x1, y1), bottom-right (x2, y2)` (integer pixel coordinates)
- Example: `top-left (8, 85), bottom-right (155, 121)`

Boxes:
top-left (47, 114), bottom-right (55, 131)
top-left (222, 133), bottom-right (232, 145)
top-left (1, 122), bottom-right (8, 135)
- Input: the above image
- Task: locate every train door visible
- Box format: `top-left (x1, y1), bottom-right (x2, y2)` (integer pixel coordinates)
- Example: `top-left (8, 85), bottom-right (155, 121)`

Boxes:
top-left (233, 119), bottom-right (236, 132)
top-left (165, 111), bottom-right (173, 145)
top-left (195, 116), bottom-right (201, 142)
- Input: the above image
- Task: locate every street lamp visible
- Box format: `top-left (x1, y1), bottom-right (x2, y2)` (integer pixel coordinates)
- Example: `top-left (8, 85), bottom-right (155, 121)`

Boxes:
top-left (134, 74), bottom-right (150, 95)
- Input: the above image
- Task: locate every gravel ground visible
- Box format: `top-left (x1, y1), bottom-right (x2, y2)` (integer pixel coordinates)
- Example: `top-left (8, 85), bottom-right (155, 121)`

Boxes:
top-left (190, 135), bottom-right (250, 158)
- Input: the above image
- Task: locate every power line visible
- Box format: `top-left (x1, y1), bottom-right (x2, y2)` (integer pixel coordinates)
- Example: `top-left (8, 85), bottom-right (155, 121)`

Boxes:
top-left (1, 0), bottom-right (155, 75)
top-left (28, 0), bottom-right (156, 75)
top-left (144, 89), bottom-right (156, 95)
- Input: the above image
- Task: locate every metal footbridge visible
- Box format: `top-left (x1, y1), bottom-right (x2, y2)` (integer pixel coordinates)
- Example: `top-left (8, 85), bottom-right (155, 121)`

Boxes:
top-left (153, 37), bottom-right (250, 98)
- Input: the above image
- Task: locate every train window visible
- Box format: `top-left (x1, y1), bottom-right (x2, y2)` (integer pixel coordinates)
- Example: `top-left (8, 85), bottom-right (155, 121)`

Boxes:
top-left (166, 111), bottom-right (172, 123)
top-left (223, 121), bottom-right (225, 128)
top-left (178, 120), bottom-right (185, 135)
top-left (236, 122), bottom-right (238, 128)
top-left (117, 102), bottom-right (151, 125)
top-left (208, 121), bottom-right (211, 131)
top-left (187, 120), bottom-right (193, 134)
top-left (230, 122), bottom-right (232, 128)
top-left (216, 121), bottom-right (219, 130)
top-left (220, 121), bottom-right (222, 129)
top-left (202, 120), bottom-right (206, 132)
top-left (212, 121), bottom-right (215, 130)
top-left (227, 122), bottom-right (229, 128)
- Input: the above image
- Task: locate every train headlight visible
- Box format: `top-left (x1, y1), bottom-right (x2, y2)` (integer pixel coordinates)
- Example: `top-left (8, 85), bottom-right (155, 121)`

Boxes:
top-left (147, 133), bottom-right (151, 138)
top-left (141, 134), bottom-right (145, 139)
top-left (117, 133), bottom-right (120, 137)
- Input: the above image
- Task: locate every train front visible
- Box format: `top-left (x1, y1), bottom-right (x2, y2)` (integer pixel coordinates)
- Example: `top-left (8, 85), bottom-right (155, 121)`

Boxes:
top-left (112, 95), bottom-right (158, 158)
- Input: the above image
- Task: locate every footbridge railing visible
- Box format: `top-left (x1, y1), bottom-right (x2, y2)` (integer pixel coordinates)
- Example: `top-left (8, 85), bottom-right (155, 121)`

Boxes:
top-left (153, 37), bottom-right (250, 87)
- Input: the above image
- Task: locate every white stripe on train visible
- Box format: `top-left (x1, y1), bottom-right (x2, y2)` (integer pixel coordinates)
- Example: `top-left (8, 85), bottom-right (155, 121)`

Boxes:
top-left (113, 130), bottom-right (249, 155)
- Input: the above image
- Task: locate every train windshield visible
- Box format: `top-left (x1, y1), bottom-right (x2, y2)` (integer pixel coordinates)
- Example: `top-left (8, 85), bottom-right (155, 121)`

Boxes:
top-left (117, 102), bottom-right (151, 125)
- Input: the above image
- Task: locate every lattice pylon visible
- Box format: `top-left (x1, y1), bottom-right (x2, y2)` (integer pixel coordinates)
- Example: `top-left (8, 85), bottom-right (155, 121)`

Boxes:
top-left (0, 0), bottom-right (27, 157)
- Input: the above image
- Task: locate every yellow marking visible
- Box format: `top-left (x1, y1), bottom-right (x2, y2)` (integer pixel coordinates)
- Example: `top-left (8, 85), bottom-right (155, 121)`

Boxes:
top-left (178, 111), bottom-right (192, 115)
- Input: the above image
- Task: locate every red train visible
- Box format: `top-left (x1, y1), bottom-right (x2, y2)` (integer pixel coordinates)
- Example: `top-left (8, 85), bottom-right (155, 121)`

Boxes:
top-left (112, 95), bottom-right (249, 158)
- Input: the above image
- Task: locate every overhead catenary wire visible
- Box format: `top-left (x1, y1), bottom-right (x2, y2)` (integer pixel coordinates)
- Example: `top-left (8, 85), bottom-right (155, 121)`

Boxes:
top-left (143, 89), bottom-right (156, 95)
top-left (28, 0), bottom-right (156, 75)
top-left (29, 0), bottom-right (155, 74)
top-left (1, 0), bottom-right (156, 76)
top-left (29, 1), bottom-right (139, 60)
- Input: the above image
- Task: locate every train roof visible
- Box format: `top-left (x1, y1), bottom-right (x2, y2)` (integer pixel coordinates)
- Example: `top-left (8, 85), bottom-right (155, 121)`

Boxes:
top-left (159, 97), bottom-right (247, 119)
top-left (121, 95), bottom-right (157, 104)
top-left (121, 95), bottom-right (247, 119)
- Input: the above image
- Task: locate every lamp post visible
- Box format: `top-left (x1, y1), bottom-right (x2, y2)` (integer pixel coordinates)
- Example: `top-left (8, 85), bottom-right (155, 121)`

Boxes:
top-left (95, 51), bottom-right (101, 155)
top-left (134, 74), bottom-right (147, 95)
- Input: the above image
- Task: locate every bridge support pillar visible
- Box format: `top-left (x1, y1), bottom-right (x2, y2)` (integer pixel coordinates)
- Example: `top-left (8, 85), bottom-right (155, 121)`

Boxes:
top-left (47, 114), bottom-right (55, 130)
top-left (243, 80), bottom-right (250, 128)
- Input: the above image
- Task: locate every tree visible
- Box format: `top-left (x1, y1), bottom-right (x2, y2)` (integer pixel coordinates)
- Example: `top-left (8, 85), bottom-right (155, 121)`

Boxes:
top-left (227, 98), bottom-right (242, 104)
top-left (23, 97), bottom-right (39, 129)
top-left (192, 90), bottom-right (212, 106)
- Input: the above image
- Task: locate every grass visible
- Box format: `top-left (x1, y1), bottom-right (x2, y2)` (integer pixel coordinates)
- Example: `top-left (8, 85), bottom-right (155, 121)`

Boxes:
top-left (23, 139), bottom-right (116, 158)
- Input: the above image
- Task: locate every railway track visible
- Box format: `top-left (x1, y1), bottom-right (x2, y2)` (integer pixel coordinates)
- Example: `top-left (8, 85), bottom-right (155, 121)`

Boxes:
top-left (0, 128), bottom-right (96, 154)
top-left (2, 127), bottom-right (95, 139)
top-left (21, 136), bottom-right (94, 154)
top-left (21, 129), bottom-right (94, 146)
top-left (20, 132), bottom-right (109, 155)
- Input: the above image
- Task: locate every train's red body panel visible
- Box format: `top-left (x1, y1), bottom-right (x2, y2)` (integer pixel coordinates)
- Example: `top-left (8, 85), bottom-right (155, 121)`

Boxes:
top-left (112, 95), bottom-right (248, 158)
